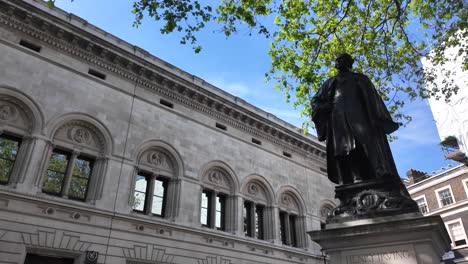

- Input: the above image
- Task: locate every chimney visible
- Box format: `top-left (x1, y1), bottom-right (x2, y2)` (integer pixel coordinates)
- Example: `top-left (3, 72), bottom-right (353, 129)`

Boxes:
top-left (406, 169), bottom-right (429, 184)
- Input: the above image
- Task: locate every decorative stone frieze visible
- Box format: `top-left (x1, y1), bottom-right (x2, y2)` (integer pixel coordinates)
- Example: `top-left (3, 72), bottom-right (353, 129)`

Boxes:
top-left (0, 0), bottom-right (326, 161)
top-left (123, 244), bottom-right (176, 264)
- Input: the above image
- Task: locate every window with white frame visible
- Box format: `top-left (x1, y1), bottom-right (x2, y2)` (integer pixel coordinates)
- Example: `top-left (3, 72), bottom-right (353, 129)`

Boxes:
top-left (40, 120), bottom-right (109, 203)
top-left (131, 147), bottom-right (179, 219)
top-left (463, 178), bottom-right (468, 199)
top-left (414, 195), bottom-right (428, 214)
top-left (435, 186), bottom-right (455, 208)
top-left (446, 219), bottom-right (467, 248)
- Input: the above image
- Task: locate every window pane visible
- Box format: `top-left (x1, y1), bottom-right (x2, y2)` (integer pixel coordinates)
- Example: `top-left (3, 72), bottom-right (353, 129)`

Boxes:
top-left (133, 175), bottom-right (147, 211)
top-left (0, 136), bottom-right (20, 160)
top-left (43, 151), bottom-right (69, 194)
top-left (152, 196), bottom-right (164, 215)
top-left (0, 159), bottom-right (14, 184)
top-left (279, 211), bottom-right (287, 245)
top-left (72, 158), bottom-right (92, 179)
top-left (448, 222), bottom-right (467, 246)
top-left (215, 194), bottom-right (225, 230)
top-left (42, 170), bottom-right (65, 194)
top-left (69, 157), bottom-right (93, 200)
top-left (415, 198), bottom-right (428, 214)
top-left (289, 214), bottom-right (297, 247)
top-left (47, 152), bottom-right (69, 173)
top-left (255, 205), bottom-right (264, 240)
top-left (151, 179), bottom-right (166, 216)
top-left (135, 175), bottom-right (147, 192)
top-left (201, 191), bottom-right (210, 226)
top-left (439, 189), bottom-right (454, 206)
top-left (244, 201), bottom-right (252, 237)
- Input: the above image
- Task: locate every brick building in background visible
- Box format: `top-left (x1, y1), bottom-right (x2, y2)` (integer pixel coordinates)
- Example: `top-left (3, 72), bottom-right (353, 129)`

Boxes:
top-left (406, 164), bottom-right (468, 263)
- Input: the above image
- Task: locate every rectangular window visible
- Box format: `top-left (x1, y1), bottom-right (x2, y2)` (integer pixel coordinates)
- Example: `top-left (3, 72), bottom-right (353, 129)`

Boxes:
top-left (448, 221), bottom-right (467, 247)
top-left (215, 194), bottom-right (226, 230)
top-left (43, 150), bottom-right (70, 195)
top-left (255, 204), bottom-right (264, 240)
top-left (279, 211), bottom-right (287, 245)
top-left (244, 201), bottom-right (253, 237)
top-left (201, 190), bottom-right (212, 227)
top-left (0, 135), bottom-right (21, 184)
top-left (19, 39), bottom-right (42, 53)
top-left (151, 178), bottom-right (167, 216)
top-left (88, 69), bottom-right (106, 80)
top-left (415, 198), bottom-right (428, 214)
top-left (68, 156), bottom-right (93, 200)
top-left (133, 174), bottom-right (148, 212)
top-left (289, 214), bottom-right (298, 247)
top-left (438, 189), bottom-right (454, 207)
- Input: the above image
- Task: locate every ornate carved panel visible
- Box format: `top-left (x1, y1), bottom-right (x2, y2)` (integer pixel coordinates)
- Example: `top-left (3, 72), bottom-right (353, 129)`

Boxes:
top-left (53, 121), bottom-right (105, 154)
top-left (0, 98), bottom-right (32, 132)
top-left (279, 193), bottom-right (300, 213)
top-left (244, 182), bottom-right (268, 202)
top-left (139, 149), bottom-right (175, 175)
top-left (202, 169), bottom-right (232, 192)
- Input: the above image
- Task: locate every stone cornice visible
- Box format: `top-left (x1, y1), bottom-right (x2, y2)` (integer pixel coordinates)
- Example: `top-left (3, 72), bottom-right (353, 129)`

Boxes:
top-left (0, 0), bottom-right (326, 161)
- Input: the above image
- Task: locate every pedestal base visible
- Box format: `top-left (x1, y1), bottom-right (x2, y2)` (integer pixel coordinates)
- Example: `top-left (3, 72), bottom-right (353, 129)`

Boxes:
top-left (309, 215), bottom-right (451, 264)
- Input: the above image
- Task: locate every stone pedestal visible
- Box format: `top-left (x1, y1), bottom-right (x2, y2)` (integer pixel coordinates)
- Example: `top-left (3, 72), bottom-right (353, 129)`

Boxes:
top-left (308, 214), bottom-right (451, 264)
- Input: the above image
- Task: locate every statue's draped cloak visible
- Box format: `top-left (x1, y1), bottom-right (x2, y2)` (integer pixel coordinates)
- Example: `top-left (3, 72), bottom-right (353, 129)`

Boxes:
top-left (311, 72), bottom-right (399, 184)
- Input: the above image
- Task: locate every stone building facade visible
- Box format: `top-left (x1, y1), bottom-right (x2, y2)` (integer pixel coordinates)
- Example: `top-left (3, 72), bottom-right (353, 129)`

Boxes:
top-left (406, 165), bottom-right (468, 263)
top-left (0, 0), bottom-right (335, 263)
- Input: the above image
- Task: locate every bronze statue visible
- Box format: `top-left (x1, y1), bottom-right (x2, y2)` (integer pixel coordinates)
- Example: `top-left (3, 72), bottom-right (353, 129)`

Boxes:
top-left (311, 53), bottom-right (400, 185)
top-left (310, 54), bottom-right (419, 221)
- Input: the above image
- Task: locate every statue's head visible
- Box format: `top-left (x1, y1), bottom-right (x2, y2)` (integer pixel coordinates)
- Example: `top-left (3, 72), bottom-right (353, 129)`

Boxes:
top-left (335, 53), bottom-right (354, 72)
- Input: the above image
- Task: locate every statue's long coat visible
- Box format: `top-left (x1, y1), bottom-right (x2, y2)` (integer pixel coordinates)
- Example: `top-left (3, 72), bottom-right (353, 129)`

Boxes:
top-left (311, 71), bottom-right (399, 184)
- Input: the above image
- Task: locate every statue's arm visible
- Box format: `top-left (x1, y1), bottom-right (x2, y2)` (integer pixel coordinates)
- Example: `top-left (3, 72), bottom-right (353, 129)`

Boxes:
top-left (311, 80), bottom-right (332, 141)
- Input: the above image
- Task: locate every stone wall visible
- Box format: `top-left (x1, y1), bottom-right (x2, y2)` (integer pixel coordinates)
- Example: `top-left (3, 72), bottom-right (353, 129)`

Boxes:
top-left (0, 1), bottom-right (335, 263)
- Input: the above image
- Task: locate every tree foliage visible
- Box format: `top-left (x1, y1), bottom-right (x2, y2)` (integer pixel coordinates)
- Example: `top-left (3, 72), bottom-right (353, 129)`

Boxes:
top-left (49, 0), bottom-right (467, 129)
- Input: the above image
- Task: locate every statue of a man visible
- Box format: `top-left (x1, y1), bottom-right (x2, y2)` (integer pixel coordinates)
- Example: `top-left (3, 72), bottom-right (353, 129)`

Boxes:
top-left (311, 53), bottom-right (400, 185)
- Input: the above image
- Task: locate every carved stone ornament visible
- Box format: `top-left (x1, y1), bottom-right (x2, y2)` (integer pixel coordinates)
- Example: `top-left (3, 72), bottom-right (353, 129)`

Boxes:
top-left (207, 170), bottom-right (223, 185)
top-left (70, 127), bottom-right (91, 144)
top-left (145, 150), bottom-right (173, 172)
top-left (0, 104), bottom-right (17, 121)
top-left (281, 193), bottom-right (291, 206)
top-left (147, 151), bottom-right (164, 166)
top-left (54, 121), bottom-right (105, 153)
top-left (327, 179), bottom-right (419, 222)
top-left (247, 183), bottom-right (260, 196)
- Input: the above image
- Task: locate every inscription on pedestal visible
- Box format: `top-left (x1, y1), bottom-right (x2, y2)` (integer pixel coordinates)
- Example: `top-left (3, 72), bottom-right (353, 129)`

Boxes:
top-left (343, 245), bottom-right (417, 264)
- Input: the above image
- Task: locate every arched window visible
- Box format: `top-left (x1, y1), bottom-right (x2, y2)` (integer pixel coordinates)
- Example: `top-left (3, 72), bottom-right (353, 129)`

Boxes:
top-left (38, 116), bottom-right (110, 203)
top-left (0, 88), bottom-right (44, 187)
top-left (277, 188), bottom-right (308, 248)
top-left (199, 163), bottom-right (238, 233)
top-left (131, 142), bottom-right (182, 220)
top-left (241, 176), bottom-right (275, 241)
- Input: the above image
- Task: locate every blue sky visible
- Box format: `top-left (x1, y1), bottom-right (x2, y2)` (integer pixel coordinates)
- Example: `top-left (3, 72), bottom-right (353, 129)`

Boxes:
top-left (53, 0), bottom-right (455, 177)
